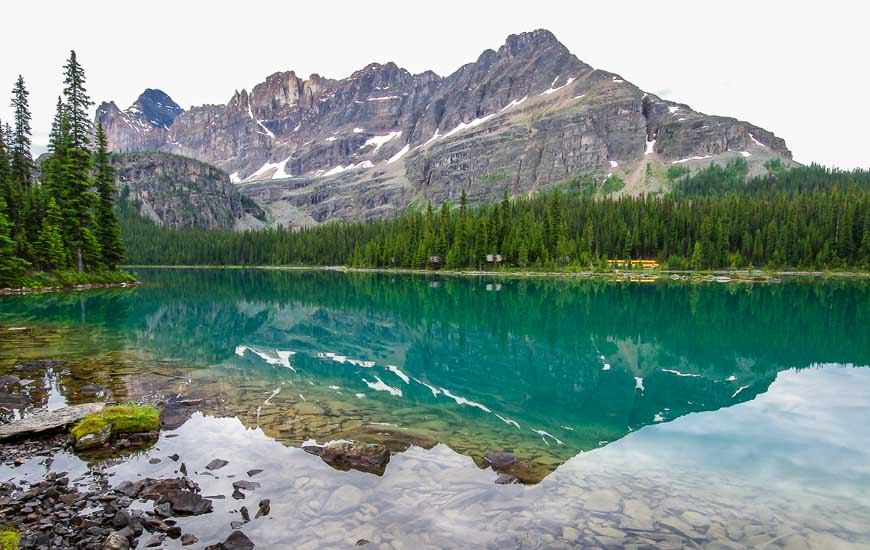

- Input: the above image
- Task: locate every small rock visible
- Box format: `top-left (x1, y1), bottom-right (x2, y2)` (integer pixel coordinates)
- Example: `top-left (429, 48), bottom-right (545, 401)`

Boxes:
top-left (0, 374), bottom-right (21, 386)
top-left (75, 424), bottom-right (112, 451)
top-left (169, 491), bottom-right (213, 515)
top-left (307, 440), bottom-right (390, 476)
top-left (495, 473), bottom-right (519, 485)
top-left (246, 469), bottom-right (263, 477)
top-left (154, 502), bottom-right (172, 517)
top-left (356, 540), bottom-right (370, 546)
top-left (168, 453), bottom-right (180, 461)
top-left (148, 458), bottom-right (161, 464)
top-left (484, 451), bottom-right (517, 467)
top-left (180, 533), bottom-right (199, 546)
top-left (143, 533), bottom-right (166, 547)
top-left (232, 488), bottom-right (245, 500)
top-left (240, 506), bottom-right (250, 522)
top-left (112, 510), bottom-right (130, 528)
top-left (232, 480), bottom-right (260, 491)
top-left (104, 530), bottom-right (130, 550)
top-left (224, 530), bottom-right (255, 550)
top-left (206, 459), bottom-right (229, 471)
top-left (256, 499), bottom-right (270, 518)
top-left (166, 526), bottom-right (182, 539)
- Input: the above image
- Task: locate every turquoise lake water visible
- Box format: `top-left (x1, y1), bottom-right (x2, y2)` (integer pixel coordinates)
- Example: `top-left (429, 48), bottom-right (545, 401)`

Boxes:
top-left (1, 269), bottom-right (868, 548)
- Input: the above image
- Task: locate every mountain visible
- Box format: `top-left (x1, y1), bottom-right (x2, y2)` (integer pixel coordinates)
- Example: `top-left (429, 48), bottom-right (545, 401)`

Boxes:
top-left (113, 152), bottom-right (265, 230)
top-left (96, 29), bottom-right (793, 226)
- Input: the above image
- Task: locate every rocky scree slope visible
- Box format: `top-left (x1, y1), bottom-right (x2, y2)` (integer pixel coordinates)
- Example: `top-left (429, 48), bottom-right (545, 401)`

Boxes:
top-left (97, 29), bottom-right (792, 227)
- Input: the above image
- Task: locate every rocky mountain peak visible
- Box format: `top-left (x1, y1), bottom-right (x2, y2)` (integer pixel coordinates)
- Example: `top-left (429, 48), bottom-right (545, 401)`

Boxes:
top-left (501, 29), bottom-right (568, 58)
top-left (129, 89), bottom-right (183, 129)
top-left (97, 28), bottom-right (794, 227)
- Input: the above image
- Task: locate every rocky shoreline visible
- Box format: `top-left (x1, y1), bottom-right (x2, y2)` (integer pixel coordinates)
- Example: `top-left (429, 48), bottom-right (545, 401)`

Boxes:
top-left (0, 431), bottom-right (264, 549)
top-left (0, 281), bottom-right (141, 297)
top-left (0, 393), bottom-right (396, 550)
top-left (126, 264), bottom-right (870, 283)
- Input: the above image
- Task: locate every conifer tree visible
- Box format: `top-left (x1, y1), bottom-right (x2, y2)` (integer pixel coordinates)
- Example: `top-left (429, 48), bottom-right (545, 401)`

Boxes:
top-left (0, 197), bottom-right (27, 284)
top-left (0, 121), bottom-right (11, 217)
top-left (93, 122), bottom-right (125, 268)
top-left (8, 76), bottom-right (33, 254)
top-left (43, 97), bottom-right (69, 208)
top-left (34, 197), bottom-right (65, 270)
top-left (61, 50), bottom-right (95, 272)
top-left (9, 75), bottom-right (32, 190)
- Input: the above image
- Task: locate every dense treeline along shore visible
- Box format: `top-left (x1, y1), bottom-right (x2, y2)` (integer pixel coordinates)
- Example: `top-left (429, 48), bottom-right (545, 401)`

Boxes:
top-left (121, 160), bottom-right (870, 271)
top-left (0, 51), bottom-right (130, 290)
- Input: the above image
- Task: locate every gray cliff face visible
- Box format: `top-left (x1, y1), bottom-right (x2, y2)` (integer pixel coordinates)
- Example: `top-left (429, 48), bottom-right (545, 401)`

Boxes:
top-left (112, 152), bottom-right (263, 230)
top-left (96, 29), bottom-right (793, 227)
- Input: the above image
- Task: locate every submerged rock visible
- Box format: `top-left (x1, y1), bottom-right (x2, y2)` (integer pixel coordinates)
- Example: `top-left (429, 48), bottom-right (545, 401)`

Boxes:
top-left (206, 530), bottom-right (255, 550)
top-left (159, 397), bottom-right (203, 430)
top-left (495, 473), bottom-right (520, 485)
top-left (206, 458), bottom-right (229, 470)
top-left (256, 499), bottom-right (270, 518)
top-left (0, 393), bottom-right (31, 408)
top-left (0, 375), bottom-right (21, 386)
top-left (169, 491), bottom-right (213, 515)
top-left (13, 359), bottom-right (67, 371)
top-left (232, 480), bottom-right (260, 491)
top-left (484, 451), bottom-right (517, 468)
top-left (303, 440), bottom-right (390, 476)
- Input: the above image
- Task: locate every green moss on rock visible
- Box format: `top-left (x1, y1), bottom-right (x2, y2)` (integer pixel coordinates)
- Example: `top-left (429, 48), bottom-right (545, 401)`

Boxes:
top-left (0, 530), bottom-right (19, 550)
top-left (70, 404), bottom-right (159, 442)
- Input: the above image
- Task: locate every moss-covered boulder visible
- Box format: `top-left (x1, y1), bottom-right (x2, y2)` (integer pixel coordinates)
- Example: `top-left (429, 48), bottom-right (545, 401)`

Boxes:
top-left (70, 404), bottom-right (160, 451)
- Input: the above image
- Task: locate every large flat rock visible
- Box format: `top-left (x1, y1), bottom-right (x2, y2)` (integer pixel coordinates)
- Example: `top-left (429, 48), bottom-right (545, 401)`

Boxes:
top-left (0, 402), bottom-right (105, 441)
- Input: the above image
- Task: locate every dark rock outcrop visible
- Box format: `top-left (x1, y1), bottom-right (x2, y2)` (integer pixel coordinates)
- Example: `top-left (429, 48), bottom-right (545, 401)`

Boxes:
top-left (303, 440), bottom-right (391, 475)
top-left (112, 152), bottom-right (264, 229)
top-left (96, 29), bottom-right (793, 226)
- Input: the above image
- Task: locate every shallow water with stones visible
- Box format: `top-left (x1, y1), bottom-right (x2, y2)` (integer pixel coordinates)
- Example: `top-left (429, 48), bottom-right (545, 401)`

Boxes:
top-left (1, 269), bottom-right (869, 548)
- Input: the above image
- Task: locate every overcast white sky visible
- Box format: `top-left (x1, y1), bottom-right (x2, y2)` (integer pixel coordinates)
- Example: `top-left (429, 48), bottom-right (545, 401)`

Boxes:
top-left (1, 0), bottom-right (867, 168)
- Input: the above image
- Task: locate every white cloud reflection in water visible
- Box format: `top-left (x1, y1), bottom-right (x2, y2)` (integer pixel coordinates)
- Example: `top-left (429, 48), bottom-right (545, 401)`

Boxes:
top-left (85, 364), bottom-right (870, 548)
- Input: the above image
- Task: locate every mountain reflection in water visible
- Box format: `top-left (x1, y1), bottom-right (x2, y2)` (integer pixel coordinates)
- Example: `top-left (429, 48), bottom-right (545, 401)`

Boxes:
top-left (0, 269), bottom-right (867, 482)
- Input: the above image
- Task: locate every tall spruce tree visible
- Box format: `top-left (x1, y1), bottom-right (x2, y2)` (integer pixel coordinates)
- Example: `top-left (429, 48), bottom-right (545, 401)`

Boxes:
top-left (0, 120), bottom-right (11, 218)
top-left (61, 50), bottom-right (95, 272)
top-left (34, 197), bottom-right (66, 270)
top-left (93, 122), bottom-right (125, 268)
top-left (0, 197), bottom-right (27, 284)
top-left (43, 98), bottom-right (69, 210)
top-left (10, 75), bottom-right (32, 190)
top-left (8, 76), bottom-right (33, 255)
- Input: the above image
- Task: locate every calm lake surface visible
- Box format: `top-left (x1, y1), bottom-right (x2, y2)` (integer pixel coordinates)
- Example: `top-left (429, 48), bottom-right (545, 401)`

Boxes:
top-left (1, 269), bottom-right (869, 548)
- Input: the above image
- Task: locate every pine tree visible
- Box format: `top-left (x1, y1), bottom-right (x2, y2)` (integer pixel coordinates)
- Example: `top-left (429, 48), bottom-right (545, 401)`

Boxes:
top-left (8, 76), bottom-right (33, 255)
top-left (34, 197), bottom-right (65, 270)
top-left (61, 50), bottom-right (95, 272)
top-left (0, 121), bottom-right (11, 217)
top-left (0, 197), bottom-right (27, 285)
top-left (43, 98), bottom-right (69, 207)
top-left (63, 52), bottom-right (92, 150)
top-left (9, 75), bottom-right (32, 190)
top-left (93, 122), bottom-right (125, 268)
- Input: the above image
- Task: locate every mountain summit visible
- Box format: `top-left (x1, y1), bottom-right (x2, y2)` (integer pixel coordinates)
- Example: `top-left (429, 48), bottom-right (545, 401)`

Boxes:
top-left (96, 29), bottom-right (792, 226)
